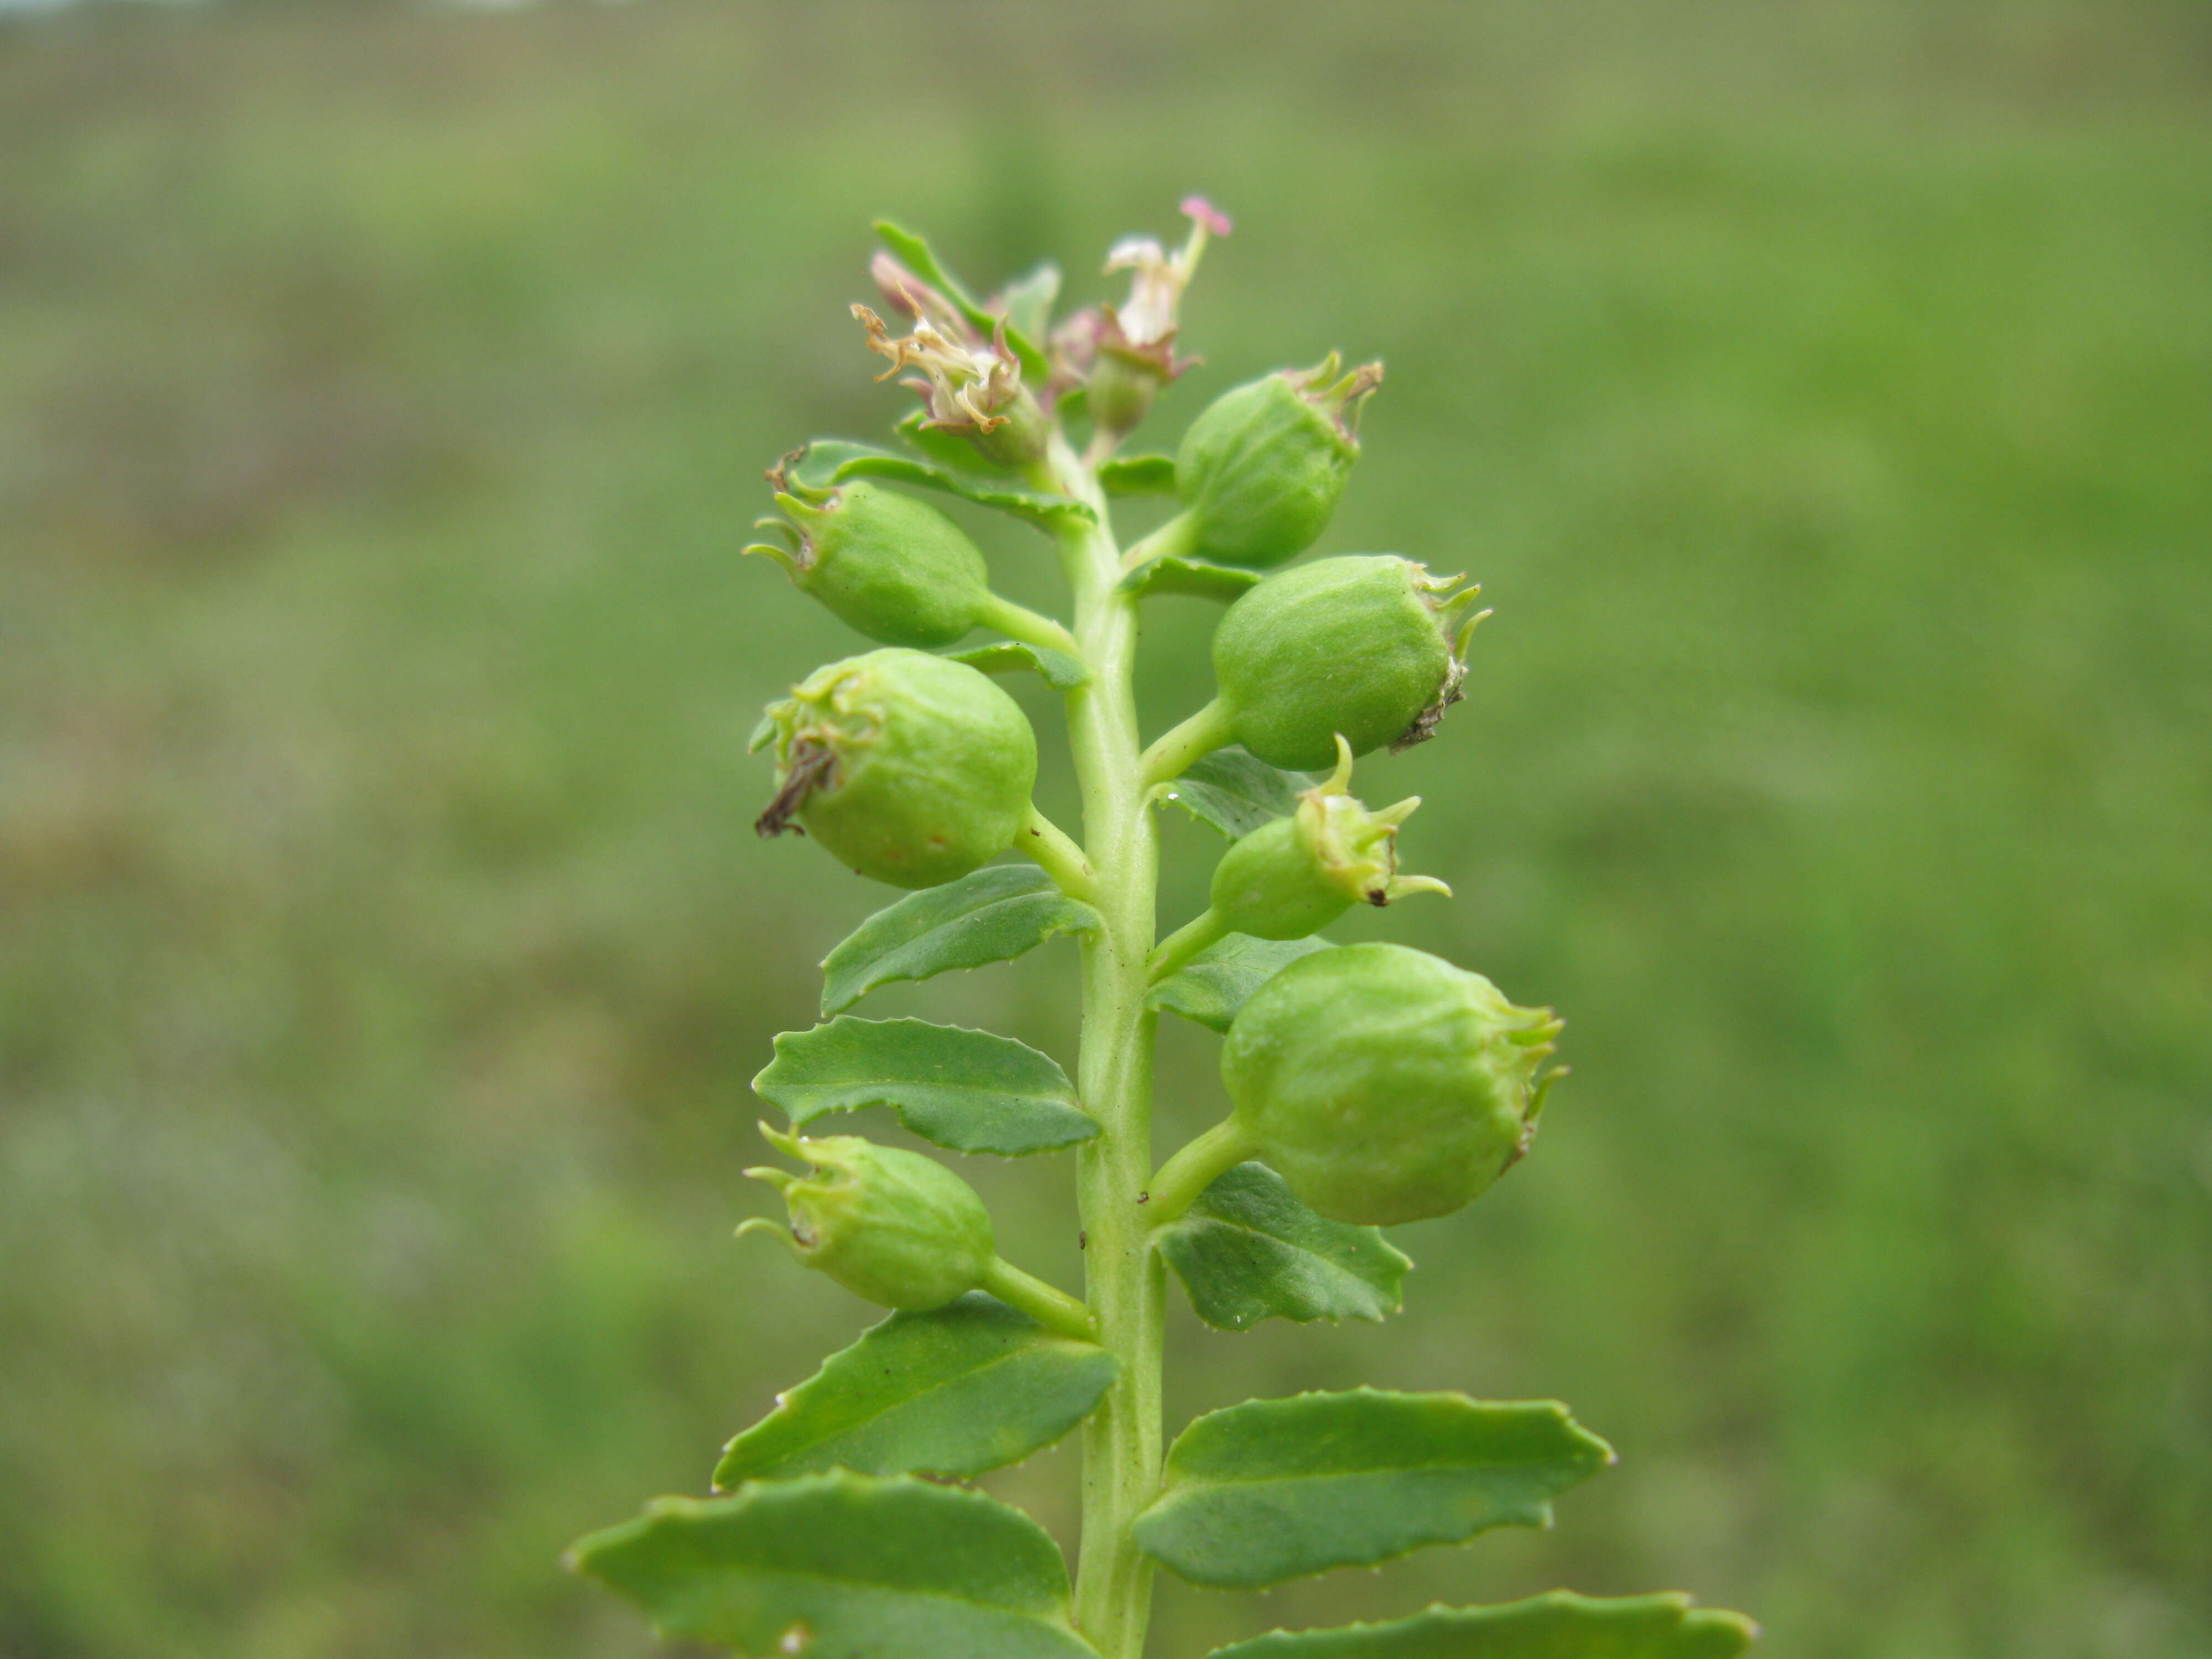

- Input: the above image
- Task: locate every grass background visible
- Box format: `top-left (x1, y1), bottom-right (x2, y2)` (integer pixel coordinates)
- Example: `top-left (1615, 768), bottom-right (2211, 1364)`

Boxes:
top-left (2, 2), bottom-right (2208, 1655)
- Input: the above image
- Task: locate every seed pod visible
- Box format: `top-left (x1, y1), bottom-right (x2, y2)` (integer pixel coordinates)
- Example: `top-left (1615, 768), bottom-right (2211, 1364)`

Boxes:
top-left (1213, 554), bottom-right (1486, 770)
top-left (1209, 737), bottom-right (1450, 940)
top-left (746, 479), bottom-right (992, 649)
top-left (1222, 943), bottom-right (1562, 1225)
top-left (754, 649), bottom-right (1036, 889)
top-left (743, 1126), bottom-right (994, 1311)
top-left (1164, 353), bottom-right (1383, 569)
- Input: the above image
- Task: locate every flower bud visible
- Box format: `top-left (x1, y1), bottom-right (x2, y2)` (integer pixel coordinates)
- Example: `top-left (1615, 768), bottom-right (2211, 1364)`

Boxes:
top-left (742, 1126), bottom-right (994, 1311)
top-left (1222, 943), bottom-right (1562, 1226)
top-left (746, 477), bottom-right (992, 649)
top-left (1212, 554), bottom-right (1486, 770)
top-left (1163, 353), bottom-right (1383, 568)
top-left (754, 649), bottom-right (1036, 889)
top-left (1208, 737), bottom-right (1449, 940)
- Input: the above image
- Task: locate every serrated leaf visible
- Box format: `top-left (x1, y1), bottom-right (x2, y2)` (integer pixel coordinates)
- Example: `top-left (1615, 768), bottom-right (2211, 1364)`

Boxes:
top-left (1146, 935), bottom-right (1335, 1034)
top-left (754, 1018), bottom-right (1095, 1156)
top-left (1098, 453), bottom-right (1178, 496)
top-left (1156, 1162), bottom-right (1410, 1330)
top-left (946, 640), bottom-right (1090, 691)
top-left (821, 865), bottom-right (1102, 1017)
top-left (571, 1471), bottom-right (1097, 1659)
top-left (714, 1294), bottom-right (1116, 1487)
top-left (787, 437), bottom-right (1092, 529)
top-left (874, 220), bottom-right (1050, 383)
top-left (1134, 1390), bottom-right (1615, 1587)
top-left (1159, 747), bottom-right (1316, 839)
top-left (1203, 1590), bottom-right (1759, 1659)
top-left (1118, 551), bottom-right (1264, 602)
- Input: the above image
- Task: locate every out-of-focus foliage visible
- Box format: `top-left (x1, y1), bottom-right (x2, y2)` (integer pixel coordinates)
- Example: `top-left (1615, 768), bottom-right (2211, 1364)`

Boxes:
top-left (1, 2), bottom-right (2206, 1656)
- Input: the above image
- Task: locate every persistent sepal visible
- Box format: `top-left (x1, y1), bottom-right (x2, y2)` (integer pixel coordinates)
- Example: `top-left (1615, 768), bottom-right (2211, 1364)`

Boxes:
top-left (745, 476), bottom-right (995, 648)
top-left (1207, 736), bottom-right (1449, 941)
top-left (1212, 554), bottom-right (1488, 769)
top-left (1223, 942), bottom-right (1563, 1225)
top-left (755, 649), bottom-right (1038, 890)
top-left (743, 1125), bottom-right (995, 1312)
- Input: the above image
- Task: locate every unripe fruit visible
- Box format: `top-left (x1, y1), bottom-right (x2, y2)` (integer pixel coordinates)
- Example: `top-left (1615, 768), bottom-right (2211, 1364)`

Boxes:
top-left (744, 1127), bottom-right (993, 1311)
top-left (1209, 737), bottom-right (1449, 940)
top-left (1222, 943), bottom-right (1562, 1226)
top-left (754, 649), bottom-right (1036, 889)
top-left (1168, 354), bottom-right (1383, 568)
top-left (1213, 555), bottom-right (1485, 770)
top-left (747, 479), bottom-right (992, 649)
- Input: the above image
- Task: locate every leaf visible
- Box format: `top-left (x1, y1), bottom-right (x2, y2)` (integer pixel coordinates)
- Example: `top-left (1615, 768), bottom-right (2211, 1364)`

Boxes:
top-left (1202, 1590), bottom-right (1759, 1659)
top-left (713, 1294), bottom-right (1117, 1487)
top-left (786, 437), bottom-right (1092, 530)
top-left (754, 1017), bottom-right (1095, 1156)
top-left (895, 408), bottom-right (1008, 477)
top-left (570, 1470), bottom-right (1097, 1659)
top-left (1097, 453), bottom-right (1178, 496)
top-left (946, 640), bottom-right (1091, 691)
top-left (1133, 1389), bottom-right (1615, 1588)
top-left (1155, 1162), bottom-right (1410, 1330)
top-left (874, 219), bottom-right (1051, 383)
top-left (995, 262), bottom-right (1062, 343)
top-left (821, 865), bottom-right (1102, 1017)
top-left (1118, 550), bottom-right (1263, 602)
top-left (1159, 747), bottom-right (1315, 839)
top-left (1146, 935), bottom-right (1334, 1034)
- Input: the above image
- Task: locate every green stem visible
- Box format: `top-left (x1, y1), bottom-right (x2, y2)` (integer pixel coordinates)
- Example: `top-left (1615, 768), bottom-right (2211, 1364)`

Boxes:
top-left (977, 591), bottom-right (1082, 658)
top-left (981, 1256), bottom-right (1099, 1343)
top-left (1047, 432), bottom-right (1165, 1659)
top-left (1119, 507), bottom-right (1198, 575)
top-left (1146, 907), bottom-right (1230, 981)
top-left (1138, 697), bottom-right (1236, 789)
top-left (1144, 1117), bottom-right (1258, 1227)
top-left (1017, 804), bottom-right (1098, 901)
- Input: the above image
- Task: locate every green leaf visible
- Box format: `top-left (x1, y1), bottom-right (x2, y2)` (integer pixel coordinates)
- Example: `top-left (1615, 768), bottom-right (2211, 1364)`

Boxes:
top-left (1134, 1389), bottom-right (1615, 1587)
top-left (874, 220), bottom-right (1050, 383)
top-left (995, 261), bottom-right (1062, 343)
top-left (895, 408), bottom-right (1008, 477)
top-left (1146, 935), bottom-right (1334, 1034)
top-left (1203, 1591), bottom-right (1759, 1659)
top-left (786, 437), bottom-right (1092, 529)
top-left (821, 865), bottom-right (1102, 1017)
top-left (1159, 747), bottom-right (1315, 839)
top-left (946, 640), bottom-right (1091, 691)
top-left (1118, 550), bottom-right (1263, 602)
top-left (714, 1294), bottom-right (1117, 1487)
top-left (571, 1470), bottom-right (1097, 1659)
top-left (1156, 1162), bottom-right (1410, 1330)
top-left (754, 1017), bottom-right (1095, 1156)
top-left (1097, 453), bottom-right (1178, 496)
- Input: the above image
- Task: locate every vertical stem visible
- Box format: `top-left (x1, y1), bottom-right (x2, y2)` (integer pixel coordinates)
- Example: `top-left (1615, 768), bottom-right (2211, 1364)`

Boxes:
top-left (1046, 435), bottom-right (1165, 1659)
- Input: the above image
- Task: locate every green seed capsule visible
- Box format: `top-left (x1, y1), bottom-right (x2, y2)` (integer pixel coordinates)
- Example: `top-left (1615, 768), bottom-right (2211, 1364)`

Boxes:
top-left (746, 479), bottom-right (992, 649)
top-left (1209, 737), bottom-right (1450, 940)
top-left (754, 648), bottom-right (1036, 889)
top-left (742, 1126), bottom-right (994, 1311)
top-left (1165, 353), bottom-right (1383, 569)
top-left (1212, 554), bottom-right (1486, 770)
top-left (1222, 943), bottom-right (1562, 1225)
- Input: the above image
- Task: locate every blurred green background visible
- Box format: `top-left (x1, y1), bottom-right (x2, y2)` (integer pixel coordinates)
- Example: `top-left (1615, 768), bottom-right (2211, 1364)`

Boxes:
top-left (3, 2), bottom-right (2208, 1655)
